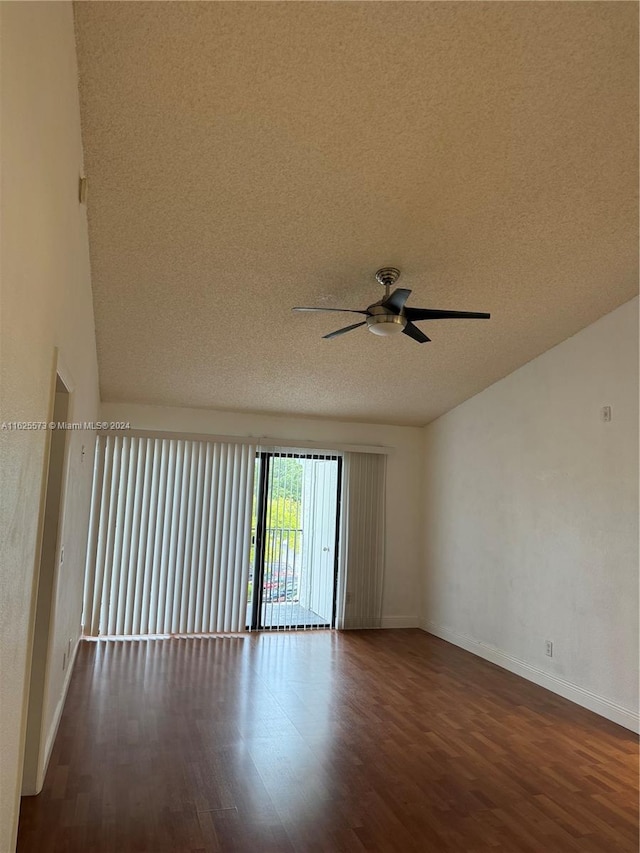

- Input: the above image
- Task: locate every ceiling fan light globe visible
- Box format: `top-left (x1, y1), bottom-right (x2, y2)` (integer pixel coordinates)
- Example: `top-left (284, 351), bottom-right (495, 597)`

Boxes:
top-left (366, 315), bottom-right (406, 336)
top-left (368, 323), bottom-right (403, 337)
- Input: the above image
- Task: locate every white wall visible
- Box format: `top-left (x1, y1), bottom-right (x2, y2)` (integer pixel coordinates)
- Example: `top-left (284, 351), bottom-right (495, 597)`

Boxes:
top-left (0, 4), bottom-right (100, 850)
top-left (100, 403), bottom-right (424, 627)
top-left (421, 298), bottom-right (639, 731)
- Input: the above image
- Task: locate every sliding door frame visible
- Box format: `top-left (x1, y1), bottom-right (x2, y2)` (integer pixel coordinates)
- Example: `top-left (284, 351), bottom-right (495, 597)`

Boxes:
top-left (250, 451), bottom-right (270, 631)
top-left (248, 452), bottom-right (342, 631)
top-left (330, 455), bottom-right (343, 629)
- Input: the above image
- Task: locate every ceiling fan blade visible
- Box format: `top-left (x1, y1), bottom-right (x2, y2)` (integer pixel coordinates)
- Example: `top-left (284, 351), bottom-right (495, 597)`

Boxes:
top-left (405, 308), bottom-right (491, 321)
top-left (381, 288), bottom-right (412, 313)
top-left (402, 322), bottom-right (431, 344)
top-left (293, 307), bottom-right (368, 315)
top-left (323, 321), bottom-right (366, 340)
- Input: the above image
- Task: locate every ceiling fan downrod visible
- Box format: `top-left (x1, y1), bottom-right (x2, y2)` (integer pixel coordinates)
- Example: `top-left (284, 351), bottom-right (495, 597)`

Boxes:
top-left (375, 267), bottom-right (401, 300)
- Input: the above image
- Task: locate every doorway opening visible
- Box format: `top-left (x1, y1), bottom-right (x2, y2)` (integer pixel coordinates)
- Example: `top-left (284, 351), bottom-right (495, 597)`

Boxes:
top-left (22, 373), bottom-right (70, 795)
top-left (248, 452), bottom-right (342, 631)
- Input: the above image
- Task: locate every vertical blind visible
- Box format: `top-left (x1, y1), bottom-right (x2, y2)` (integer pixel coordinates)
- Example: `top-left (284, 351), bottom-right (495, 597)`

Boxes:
top-left (83, 434), bottom-right (256, 636)
top-left (340, 452), bottom-right (386, 629)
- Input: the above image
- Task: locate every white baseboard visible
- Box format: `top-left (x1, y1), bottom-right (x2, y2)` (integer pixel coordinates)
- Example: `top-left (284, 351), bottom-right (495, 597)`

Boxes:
top-left (38, 637), bottom-right (80, 790)
top-left (381, 615), bottom-right (419, 629)
top-left (420, 619), bottom-right (639, 734)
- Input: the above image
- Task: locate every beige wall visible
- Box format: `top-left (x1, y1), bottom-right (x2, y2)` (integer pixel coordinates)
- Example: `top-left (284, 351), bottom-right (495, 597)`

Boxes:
top-left (421, 298), bottom-right (639, 731)
top-left (100, 403), bottom-right (424, 627)
top-left (0, 4), bottom-right (99, 850)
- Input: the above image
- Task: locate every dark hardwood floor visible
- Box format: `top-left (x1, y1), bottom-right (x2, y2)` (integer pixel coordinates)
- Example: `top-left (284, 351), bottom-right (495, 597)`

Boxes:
top-left (17, 630), bottom-right (638, 853)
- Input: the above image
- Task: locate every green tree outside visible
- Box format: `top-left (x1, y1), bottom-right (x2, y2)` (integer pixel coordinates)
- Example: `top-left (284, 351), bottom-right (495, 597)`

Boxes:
top-left (249, 457), bottom-right (304, 599)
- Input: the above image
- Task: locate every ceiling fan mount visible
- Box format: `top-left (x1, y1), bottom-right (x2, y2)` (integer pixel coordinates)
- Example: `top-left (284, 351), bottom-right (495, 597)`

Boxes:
top-left (375, 267), bottom-right (401, 289)
top-left (293, 268), bottom-right (490, 344)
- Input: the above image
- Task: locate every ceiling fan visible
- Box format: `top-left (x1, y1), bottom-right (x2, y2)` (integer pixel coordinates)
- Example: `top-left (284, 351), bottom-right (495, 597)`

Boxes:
top-left (293, 268), bottom-right (490, 343)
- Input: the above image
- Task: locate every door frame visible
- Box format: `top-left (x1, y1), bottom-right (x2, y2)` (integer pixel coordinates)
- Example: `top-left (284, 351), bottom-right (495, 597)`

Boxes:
top-left (21, 350), bottom-right (75, 795)
top-left (248, 451), bottom-right (342, 631)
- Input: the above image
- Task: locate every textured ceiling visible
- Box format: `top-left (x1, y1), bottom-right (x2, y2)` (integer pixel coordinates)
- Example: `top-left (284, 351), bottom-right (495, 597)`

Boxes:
top-left (74, 2), bottom-right (638, 427)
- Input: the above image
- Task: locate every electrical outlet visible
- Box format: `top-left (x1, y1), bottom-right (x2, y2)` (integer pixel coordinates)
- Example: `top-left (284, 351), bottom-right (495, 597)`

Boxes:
top-left (545, 640), bottom-right (553, 657)
top-left (601, 406), bottom-right (612, 422)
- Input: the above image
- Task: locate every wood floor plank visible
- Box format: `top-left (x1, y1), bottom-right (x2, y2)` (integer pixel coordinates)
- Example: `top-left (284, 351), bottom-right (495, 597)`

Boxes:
top-left (17, 630), bottom-right (639, 852)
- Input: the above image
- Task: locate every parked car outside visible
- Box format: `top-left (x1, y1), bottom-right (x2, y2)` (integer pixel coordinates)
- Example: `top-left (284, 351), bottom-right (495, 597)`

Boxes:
top-left (263, 563), bottom-right (299, 602)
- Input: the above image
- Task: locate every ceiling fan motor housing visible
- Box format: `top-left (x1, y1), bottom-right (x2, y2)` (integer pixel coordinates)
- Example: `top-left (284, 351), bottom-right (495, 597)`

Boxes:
top-left (367, 305), bottom-right (407, 336)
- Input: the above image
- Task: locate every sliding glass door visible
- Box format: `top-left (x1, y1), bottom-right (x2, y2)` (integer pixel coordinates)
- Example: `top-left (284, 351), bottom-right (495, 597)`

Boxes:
top-left (248, 452), bottom-right (341, 630)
